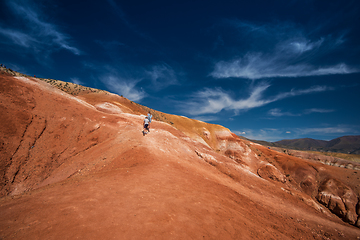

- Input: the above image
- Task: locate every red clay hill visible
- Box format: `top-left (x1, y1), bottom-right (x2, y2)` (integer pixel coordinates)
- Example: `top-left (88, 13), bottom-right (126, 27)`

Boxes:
top-left (1, 67), bottom-right (360, 239)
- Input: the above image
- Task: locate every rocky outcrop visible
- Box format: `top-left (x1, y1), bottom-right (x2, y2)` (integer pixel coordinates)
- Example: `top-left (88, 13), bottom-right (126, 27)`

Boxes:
top-left (257, 164), bottom-right (286, 183)
top-left (317, 178), bottom-right (359, 225)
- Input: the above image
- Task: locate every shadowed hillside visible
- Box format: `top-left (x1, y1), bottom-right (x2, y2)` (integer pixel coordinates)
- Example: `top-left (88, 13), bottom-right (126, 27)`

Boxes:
top-left (276, 136), bottom-right (360, 154)
top-left (1, 67), bottom-right (360, 239)
top-left (276, 138), bottom-right (327, 150)
top-left (249, 136), bottom-right (360, 155)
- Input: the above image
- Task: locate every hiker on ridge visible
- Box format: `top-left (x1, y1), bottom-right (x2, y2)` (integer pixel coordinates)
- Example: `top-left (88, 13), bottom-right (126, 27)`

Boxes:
top-left (143, 116), bottom-right (150, 136)
top-left (147, 111), bottom-right (152, 132)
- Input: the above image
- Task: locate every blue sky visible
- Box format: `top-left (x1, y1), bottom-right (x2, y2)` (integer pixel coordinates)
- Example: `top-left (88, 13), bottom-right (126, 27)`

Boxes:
top-left (1, 0), bottom-right (359, 141)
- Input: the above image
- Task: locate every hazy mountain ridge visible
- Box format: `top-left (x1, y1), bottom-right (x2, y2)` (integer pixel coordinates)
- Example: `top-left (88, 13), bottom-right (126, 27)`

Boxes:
top-left (251, 136), bottom-right (360, 154)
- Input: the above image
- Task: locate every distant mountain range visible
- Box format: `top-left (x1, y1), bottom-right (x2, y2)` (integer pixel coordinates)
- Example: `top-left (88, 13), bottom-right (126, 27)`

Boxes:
top-left (250, 135), bottom-right (360, 154)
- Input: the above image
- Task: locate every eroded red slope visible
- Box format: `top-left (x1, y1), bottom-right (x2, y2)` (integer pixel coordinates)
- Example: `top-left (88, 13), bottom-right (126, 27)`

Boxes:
top-left (1, 71), bottom-right (360, 239)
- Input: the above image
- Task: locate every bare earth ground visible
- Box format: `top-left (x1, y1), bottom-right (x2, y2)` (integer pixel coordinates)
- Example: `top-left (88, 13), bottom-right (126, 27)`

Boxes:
top-left (1, 69), bottom-right (360, 239)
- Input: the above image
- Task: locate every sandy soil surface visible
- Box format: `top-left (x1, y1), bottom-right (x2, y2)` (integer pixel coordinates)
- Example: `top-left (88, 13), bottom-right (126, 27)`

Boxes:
top-left (1, 69), bottom-right (360, 239)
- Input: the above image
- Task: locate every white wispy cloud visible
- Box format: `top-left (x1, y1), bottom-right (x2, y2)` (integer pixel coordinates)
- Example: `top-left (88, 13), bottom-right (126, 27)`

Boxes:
top-left (184, 83), bottom-right (270, 115)
top-left (268, 108), bottom-right (299, 117)
top-left (0, 28), bottom-right (37, 48)
top-left (234, 125), bottom-right (358, 142)
top-left (183, 82), bottom-right (332, 115)
top-left (82, 62), bottom-right (147, 101)
top-left (193, 115), bottom-right (221, 123)
top-left (268, 85), bottom-right (333, 102)
top-left (303, 108), bottom-right (335, 114)
top-left (234, 128), bottom-right (285, 142)
top-left (296, 126), bottom-right (355, 135)
top-left (287, 38), bottom-right (324, 54)
top-left (0, 0), bottom-right (80, 56)
top-left (83, 61), bottom-right (180, 102)
top-left (70, 78), bottom-right (84, 85)
top-left (145, 63), bottom-right (179, 90)
top-left (100, 75), bottom-right (146, 102)
top-left (268, 108), bottom-right (335, 117)
top-left (211, 54), bottom-right (357, 80)
top-left (210, 21), bottom-right (359, 79)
